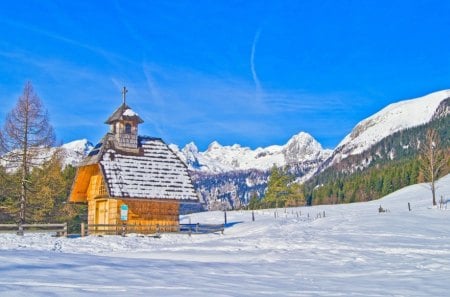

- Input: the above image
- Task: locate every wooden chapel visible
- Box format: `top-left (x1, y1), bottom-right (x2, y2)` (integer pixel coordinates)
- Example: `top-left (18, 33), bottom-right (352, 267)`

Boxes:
top-left (68, 87), bottom-right (198, 234)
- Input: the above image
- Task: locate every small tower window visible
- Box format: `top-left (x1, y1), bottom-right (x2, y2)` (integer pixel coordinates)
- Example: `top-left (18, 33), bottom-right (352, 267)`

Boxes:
top-left (125, 123), bottom-right (132, 134)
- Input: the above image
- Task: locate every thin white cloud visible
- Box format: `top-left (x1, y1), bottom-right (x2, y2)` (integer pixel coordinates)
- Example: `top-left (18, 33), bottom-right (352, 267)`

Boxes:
top-left (0, 18), bottom-right (134, 68)
top-left (250, 29), bottom-right (262, 93)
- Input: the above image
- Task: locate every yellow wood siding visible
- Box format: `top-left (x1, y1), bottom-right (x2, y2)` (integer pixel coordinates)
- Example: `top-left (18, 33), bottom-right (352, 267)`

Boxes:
top-left (87, 174), bottom-right (107, 200)
top-left (95, 200), bottom-right (108, 225)
top-left (124, 200), bottom-right (179, 227)
top-left (69, 165), bottom-right (102, 202)
top-left (89, 199), bottom-right (180, 234)
top-left (87, 200), bottom-right (96, 225)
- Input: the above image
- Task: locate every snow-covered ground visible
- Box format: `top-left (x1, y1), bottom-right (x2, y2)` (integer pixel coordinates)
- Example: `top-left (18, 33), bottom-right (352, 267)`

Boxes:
top-left (1, 175), bottom-right (450, 296)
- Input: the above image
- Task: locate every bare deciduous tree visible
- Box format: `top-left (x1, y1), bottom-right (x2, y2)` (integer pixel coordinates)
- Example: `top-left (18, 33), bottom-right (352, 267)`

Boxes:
top-left (419, 129), bottom-right (448, 206)
top-left (0, 82), bottom-right (55, 235)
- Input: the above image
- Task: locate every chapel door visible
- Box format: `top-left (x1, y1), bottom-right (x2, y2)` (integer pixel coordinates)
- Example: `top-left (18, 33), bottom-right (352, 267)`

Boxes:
top-left (96, 200), bottom-right (107, 225)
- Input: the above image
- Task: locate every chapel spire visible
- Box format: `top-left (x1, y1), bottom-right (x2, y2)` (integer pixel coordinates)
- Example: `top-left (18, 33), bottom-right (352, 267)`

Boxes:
top-left (105, 87), bottom-right (144, 149)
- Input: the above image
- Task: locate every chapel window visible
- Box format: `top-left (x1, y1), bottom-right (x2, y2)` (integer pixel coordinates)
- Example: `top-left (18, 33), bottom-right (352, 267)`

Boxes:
top-left (125, 123), bottom-right (132, 134)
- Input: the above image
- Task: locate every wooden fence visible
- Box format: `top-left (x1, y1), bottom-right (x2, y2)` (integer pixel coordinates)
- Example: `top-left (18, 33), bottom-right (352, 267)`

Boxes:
top-left (82, 223), bottom-right (224, 237)
top-left (0, 223), bottom-right (68, 236)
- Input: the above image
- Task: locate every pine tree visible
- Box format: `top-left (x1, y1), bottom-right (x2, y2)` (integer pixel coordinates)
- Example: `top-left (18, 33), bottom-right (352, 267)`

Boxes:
top-left (27, 150), bottom-right (66, 222)
top-left (248, 192), bottom-right (260, 210)
top-left (264, 166), bottom-right (288, 207)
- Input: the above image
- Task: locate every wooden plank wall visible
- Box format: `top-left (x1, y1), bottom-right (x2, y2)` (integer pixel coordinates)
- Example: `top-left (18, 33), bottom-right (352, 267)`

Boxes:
top-left (69, 164), bottom-right (100, 202)
top-left (125, 200), bottom-right (179, 227)
top-left (89, 199), bottom-right (180, 234)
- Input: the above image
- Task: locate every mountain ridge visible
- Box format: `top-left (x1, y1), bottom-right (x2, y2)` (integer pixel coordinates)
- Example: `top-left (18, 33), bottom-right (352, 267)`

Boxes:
top-left (4, 89), bottom-right (447, 209)
top-left (169, 131), bottom-right (331, 174)
top-left (317, 90), bottom-right (450, 174)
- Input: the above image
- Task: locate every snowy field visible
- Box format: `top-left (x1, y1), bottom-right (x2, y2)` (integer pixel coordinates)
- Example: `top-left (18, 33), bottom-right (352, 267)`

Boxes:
top-left (1, 175), bottom-right (449, 297)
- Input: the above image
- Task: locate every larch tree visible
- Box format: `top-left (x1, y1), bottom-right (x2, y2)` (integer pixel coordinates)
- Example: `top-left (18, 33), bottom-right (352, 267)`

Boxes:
top-left (419, 129), bottom-right (448, 206)
top-left (0, 82), bottom-right (55, 235)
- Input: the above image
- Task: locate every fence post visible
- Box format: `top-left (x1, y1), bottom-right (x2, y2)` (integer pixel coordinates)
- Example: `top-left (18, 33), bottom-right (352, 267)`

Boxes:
top-left (224, 210), bottom-right (227, 225)
top-left (17, 222), bottom-right (24, 236)
top-left (252, 210), bottom-right (255, 222)
top-left (408, 202), bottom-right (411, 212)
top-left (63, 222), bottom-right (68, 237)
top-left (121, 223), bottom-right (126, 237)
top-left (81, 223), bottom-right (85, 237)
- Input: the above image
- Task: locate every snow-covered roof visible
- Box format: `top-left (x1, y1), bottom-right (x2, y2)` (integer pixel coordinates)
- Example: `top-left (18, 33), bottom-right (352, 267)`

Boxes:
top-left (105, 103), bottom-right (144, 124)
top-left (79, 133), bottom-right (198, 201)
top-left (122, 108), bottom-right (139, 117)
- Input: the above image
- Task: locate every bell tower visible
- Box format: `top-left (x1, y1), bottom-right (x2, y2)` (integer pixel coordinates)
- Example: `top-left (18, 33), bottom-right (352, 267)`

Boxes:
top-left (105, 87), bottom-right (144, 149)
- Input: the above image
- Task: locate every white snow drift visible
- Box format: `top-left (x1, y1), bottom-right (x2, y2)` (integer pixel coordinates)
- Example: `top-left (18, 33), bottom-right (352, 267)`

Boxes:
top-left (0, 174), bottom-right (449, 296)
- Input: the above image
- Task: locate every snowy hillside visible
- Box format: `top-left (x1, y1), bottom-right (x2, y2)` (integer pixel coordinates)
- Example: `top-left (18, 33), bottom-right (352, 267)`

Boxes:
top-left (1, 174), bottom-right (449, 296)
top-left (60, 139), bottom-right (94, 167)
top-left (0, 139), bottom-right (93, 170)
top-left (170, 132), bottom-right (332, 173)
top-left (327, 89), bottom-right (450, 166)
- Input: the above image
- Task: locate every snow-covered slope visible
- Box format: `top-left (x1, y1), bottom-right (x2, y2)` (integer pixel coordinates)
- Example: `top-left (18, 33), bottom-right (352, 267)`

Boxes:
top-left (171, 132), bottom-right (332, 173)
top-left (60, 139), bottom-right (94, 167)
top-left (0, 139), bottom-right (93, 170)
top-left (327, 89), bottom-right (450, 166)
top-left (1, 174), bottom-right (449, 296)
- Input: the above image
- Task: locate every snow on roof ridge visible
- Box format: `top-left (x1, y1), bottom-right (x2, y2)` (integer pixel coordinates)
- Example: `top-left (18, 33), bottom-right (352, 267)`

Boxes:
top-left (123, 108), bottom-right (138, 117)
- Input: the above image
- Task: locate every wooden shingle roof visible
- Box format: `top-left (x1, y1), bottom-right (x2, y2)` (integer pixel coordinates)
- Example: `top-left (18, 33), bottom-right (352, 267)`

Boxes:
top-left (105, 103), bottom-right (144, 124)
top-left (79, 133), bottom-right (198, 202)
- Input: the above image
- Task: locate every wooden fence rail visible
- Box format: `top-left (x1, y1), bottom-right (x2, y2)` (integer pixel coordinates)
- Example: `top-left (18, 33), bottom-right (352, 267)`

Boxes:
top-left (82, 223), bottom-right (224, 237)
top-left (0, 223), bottom-right (68, 236)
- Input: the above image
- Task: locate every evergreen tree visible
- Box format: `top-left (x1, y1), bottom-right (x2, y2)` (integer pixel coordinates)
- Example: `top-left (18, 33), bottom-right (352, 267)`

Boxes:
top-left (263, 165), bottom-right (305, 208)
top-left (27, 150), bottom-right (66, 222)
top-left (248, 192), bottom-right (260, 210)
top-left (263, 165), bottom-right (292, 208)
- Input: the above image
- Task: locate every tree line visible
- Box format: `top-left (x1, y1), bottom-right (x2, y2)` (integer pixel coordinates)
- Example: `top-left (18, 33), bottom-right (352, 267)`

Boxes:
top-left (1, 82), bottom-right (448, 230)
top-left (0, 82), bottom-right (85, 233)
top-left (258, 120), bottom-right (449, 208)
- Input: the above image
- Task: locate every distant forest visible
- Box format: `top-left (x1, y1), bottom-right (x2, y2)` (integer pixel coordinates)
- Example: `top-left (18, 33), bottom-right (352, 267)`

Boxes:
top-left (303, 115), bottom-right (450, 205)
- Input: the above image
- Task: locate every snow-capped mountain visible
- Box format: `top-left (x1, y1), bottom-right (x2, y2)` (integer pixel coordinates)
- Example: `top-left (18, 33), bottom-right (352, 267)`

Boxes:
top-left (167, 132), bottom-right (332, 210)
top-left (170, 132), bottom-right (332, 173)
top-left (322, 90), bottom-right (450, 170)
top-left (0, 139), bottom-right (93, 171)
top-left (60, 139), bottom-right (94, 167)
top-left (2, 89), bottom-right (447, 210)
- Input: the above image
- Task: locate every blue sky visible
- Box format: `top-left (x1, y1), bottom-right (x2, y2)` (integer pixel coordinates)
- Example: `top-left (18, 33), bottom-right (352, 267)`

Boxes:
top-left (1, 1), bottom-right (450, 150)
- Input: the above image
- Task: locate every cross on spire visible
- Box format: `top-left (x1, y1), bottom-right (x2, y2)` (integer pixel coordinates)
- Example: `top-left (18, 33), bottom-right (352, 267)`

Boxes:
top-left (122, 86), bottom-right (128, 104)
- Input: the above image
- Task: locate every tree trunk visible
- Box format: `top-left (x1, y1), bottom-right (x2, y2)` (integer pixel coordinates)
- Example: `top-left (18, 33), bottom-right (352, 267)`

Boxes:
top-left (17, 178), bottom-right (26, 236)
top-left (431, 180), bottom-right (436, 206)
top-left (17, 92), bottom-right (29, 236)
